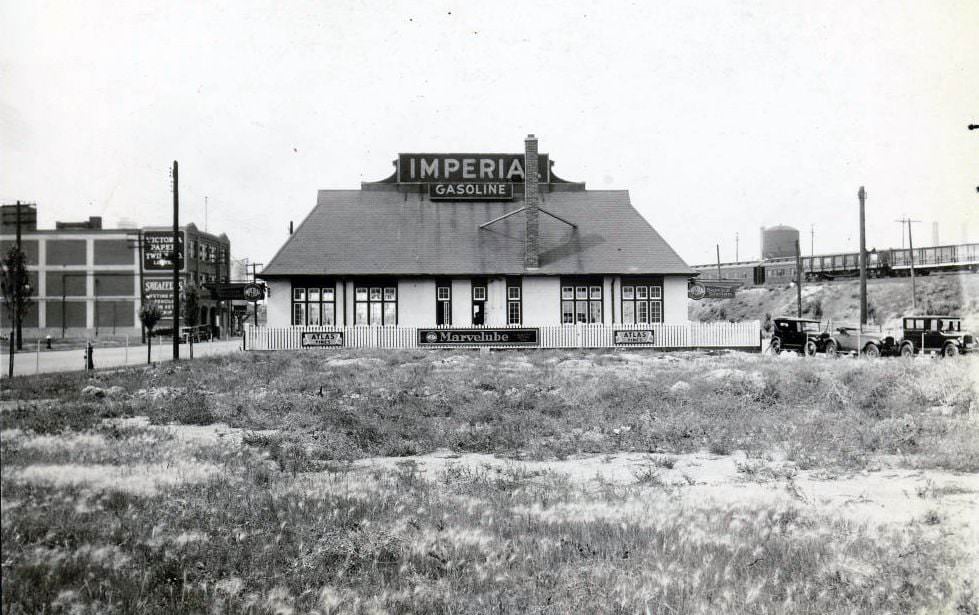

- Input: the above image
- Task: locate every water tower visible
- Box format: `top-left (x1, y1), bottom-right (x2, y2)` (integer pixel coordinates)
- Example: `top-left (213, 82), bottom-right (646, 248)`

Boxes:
top-left (761, 225), bottom-right (799, 259)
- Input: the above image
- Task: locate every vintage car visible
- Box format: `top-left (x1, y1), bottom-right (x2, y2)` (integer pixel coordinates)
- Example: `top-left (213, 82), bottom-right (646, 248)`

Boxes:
top-left (770, 317), bottom-right (827, 355)
top-left (897, 315), bottom-right (976, 357)
top-left (821, 325), bottom-right (895, 358)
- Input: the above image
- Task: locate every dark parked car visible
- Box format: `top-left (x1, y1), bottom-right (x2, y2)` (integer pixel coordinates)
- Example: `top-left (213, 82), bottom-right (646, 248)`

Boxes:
top-left (822, 326), bottom-right (896, 358)
top-left (897, 316), bottom-right (976, 357)
top-left (770, 317), bottom-right (827, 355)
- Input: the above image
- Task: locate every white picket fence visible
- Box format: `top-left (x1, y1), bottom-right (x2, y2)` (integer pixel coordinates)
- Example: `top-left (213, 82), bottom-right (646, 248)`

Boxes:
top-left (244, 321), bottom-right (761, 351)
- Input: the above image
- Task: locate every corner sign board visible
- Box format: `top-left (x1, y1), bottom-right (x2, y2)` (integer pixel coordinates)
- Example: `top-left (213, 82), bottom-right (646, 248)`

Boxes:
top-left (688, 283), bottom-right (706, 300)
top-left (243, 283), bottom-right (265, 302)
top-left (418, 328), bottom-right (539, 346)
top-left (614, 329), bottom-right (656, 345)
top-left (302, 332), bottom-right (344, 347)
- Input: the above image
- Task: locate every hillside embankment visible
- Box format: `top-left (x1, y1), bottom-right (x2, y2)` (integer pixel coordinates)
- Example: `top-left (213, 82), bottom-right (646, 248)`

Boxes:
top-left (690, 272), bottom-right (979, 330)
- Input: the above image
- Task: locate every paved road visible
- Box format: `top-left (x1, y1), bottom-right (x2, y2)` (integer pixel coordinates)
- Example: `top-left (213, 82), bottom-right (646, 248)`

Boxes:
top-left (1, 339), bottom-right (245, 377)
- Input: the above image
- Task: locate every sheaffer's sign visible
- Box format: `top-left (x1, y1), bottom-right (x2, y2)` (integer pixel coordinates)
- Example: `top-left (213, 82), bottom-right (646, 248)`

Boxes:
top-left (302, 332), bottom-right (344, 347)
top-left (398, 154), bottom-right (550, 184)
top-left (614, 329), bottom-right (656, 345)
top-left (429, 182), bottom-right (514, 200)
top-left (418, 328), bottom-right (539, 346)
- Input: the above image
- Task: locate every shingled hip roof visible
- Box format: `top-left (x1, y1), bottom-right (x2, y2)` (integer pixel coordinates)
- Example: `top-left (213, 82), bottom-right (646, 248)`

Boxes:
top-left (260, 190), bottom-right (693, 277)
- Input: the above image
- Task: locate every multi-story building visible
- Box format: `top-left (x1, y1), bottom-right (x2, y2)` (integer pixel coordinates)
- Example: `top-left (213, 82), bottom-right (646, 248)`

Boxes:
top-left (1, 203), bottom-right (235, 339)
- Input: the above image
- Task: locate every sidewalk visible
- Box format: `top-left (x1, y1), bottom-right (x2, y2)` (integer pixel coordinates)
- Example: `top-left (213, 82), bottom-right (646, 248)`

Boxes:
top-left (1, 339), bottom-right (244, 378)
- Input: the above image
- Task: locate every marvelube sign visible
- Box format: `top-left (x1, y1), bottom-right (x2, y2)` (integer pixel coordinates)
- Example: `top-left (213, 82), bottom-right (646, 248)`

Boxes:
top-left (418, 328), bottom-right (539, 346)
top-left (143, 231), bottom-right (185, 271)
top-left (429, 182), bottom-right (514, 200)
top-left (614, 329), bottom-right (656, 345)
top-left (302, 331), bottom-right (344, 347)
top-left (398, 154), bottom-right (550, 184)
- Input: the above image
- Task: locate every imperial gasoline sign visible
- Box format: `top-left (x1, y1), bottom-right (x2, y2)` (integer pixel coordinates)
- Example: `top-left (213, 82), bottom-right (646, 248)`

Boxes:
top-left (397, 154), bottom-right (550, 184)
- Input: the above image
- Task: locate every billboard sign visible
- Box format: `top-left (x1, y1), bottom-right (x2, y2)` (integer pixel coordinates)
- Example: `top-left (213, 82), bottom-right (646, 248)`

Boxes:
top-left (417, 328), bottom-right (539, 346)
top-left (242, 283), bottom-right (265, 302)
top-left (142, 277), bottom-right (184, 319)
top-left (397, 154), bottom-right (550, 184)
top-left (143, 231), bottom-right (184, 271)
top-left (688, 282), bottom-right (737, 300)
top-left (614, 329), bottom-right (656, 345)
top-left (301, 331), bottom-right (344, 347)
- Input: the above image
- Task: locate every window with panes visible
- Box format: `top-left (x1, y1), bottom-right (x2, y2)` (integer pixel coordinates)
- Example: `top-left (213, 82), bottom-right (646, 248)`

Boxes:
top-left (620, 278), bottom-right (663, 324)
top-left (471, 278), bottom-right (487, 325)
top-left (436, 280), bottom-right (452, 326)
top-left (561, 278), bottom-right (603, 324)
top-left (506, 278), bottom-right (521, 325)
top-left (292, 282), bottom-right (336, 326)
top-left (354, 282), bottom-right (397, 325)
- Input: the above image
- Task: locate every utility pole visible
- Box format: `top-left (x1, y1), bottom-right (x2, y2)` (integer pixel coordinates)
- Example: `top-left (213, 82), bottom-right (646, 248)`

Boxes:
top-left (858, 187), bottom-right (868, 326)
top-left (735, 232), bottom-right (739, 261)
top-left (795, 239), bottom-right (803, 317)
top-left (895, 217), bottom-right (921, 309)
top-left (810, 224), bottom-right (814, 256)
top-left (14, 201), bottom-right (23, 350)
top-left (248, 262), bottom-right (264, 327)
top-left (715, 244), bottom-right (721, 279)
top-left (172, 161), bottom-right (180, 361)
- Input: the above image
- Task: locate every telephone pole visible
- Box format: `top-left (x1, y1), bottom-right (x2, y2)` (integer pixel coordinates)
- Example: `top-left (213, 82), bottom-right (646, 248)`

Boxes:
top-left (895, 217), bottom-right (921, 309)
top-left (858, 187), bottom-right (868, 326)
top-left (248, 262), bottom-right (263, 327)
top-left (715, 244), bottom-right (721, 279)
top-left (172, 161), bottom-right (180, 361)
top-left (735, 232), bottom-right (739, 261)
top-left (810, 224), bottom-right (814, 256)
top-left (14, 201), bottom-right (23, 350)
top-left (795, 239), bottom-right (803, 317)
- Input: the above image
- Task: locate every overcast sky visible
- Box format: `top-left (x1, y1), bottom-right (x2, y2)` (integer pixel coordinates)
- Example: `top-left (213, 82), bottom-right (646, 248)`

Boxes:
top-left (2, 0), bottom-right (977, 268)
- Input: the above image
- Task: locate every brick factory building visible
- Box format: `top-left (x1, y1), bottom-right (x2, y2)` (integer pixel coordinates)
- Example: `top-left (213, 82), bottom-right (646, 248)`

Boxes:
top-left (259, 135), bottom-right (694, 329)
top-left (0, 203), bottom-right (235, 339)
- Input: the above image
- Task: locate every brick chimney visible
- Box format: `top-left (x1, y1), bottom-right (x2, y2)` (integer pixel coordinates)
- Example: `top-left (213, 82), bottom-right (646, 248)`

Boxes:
top-left (524, 134), bottom-right (540, 269)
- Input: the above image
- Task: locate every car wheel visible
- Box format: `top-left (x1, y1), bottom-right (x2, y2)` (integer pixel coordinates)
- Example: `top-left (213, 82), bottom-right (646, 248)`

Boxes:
top-left (770, 338), bottom-right (782, 354)
top-left (863, 343), bottom-right (880, 358)
top-left (824, 340), bottom-right (838, 357)
top-left (804, 340), bottom-right (818, 357)
top-left (900, 344), bottom-right (914, 358)
top-left (942, 343), bottom-right (959, 358)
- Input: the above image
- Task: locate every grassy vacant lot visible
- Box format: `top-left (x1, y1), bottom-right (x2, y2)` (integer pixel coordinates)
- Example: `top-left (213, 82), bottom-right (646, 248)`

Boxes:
top-left (2, 350), bottom-right (978, 613)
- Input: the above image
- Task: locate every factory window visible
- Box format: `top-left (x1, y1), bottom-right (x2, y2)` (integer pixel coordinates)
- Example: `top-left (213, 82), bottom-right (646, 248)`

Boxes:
top-left (620, 280), bottom-right (663, 324)
top-left (506, 278), bottom-right (521, 325)
top-left (561, 278), bottom-right (603, 324)
top-left (292, 284), bottom-right (336, 326)
top-left (436, 281), bottom-right (452, 326)
top-left (354, 283), bottom-right (397, 325)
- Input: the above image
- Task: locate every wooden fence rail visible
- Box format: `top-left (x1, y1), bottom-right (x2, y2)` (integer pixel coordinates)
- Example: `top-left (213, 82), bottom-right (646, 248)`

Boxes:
top-left (244, 321), bottom-right (761, 351)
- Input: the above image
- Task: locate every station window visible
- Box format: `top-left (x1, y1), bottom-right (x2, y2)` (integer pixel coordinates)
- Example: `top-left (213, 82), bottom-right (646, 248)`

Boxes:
top-left (436, 281), bottom-right (452, 326)
top-left (506, 278), bottom-right (521, 325)
top-left (292, 283), bottom-right (336, 326)
top-left (471, 279), bottom-right (487, 326)
top-left (561, 278), bottom-right (603, 324)
top-left (620, 280), bottom-right (663, 324)
top-left (354, 283), bottom-right (397, 325)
